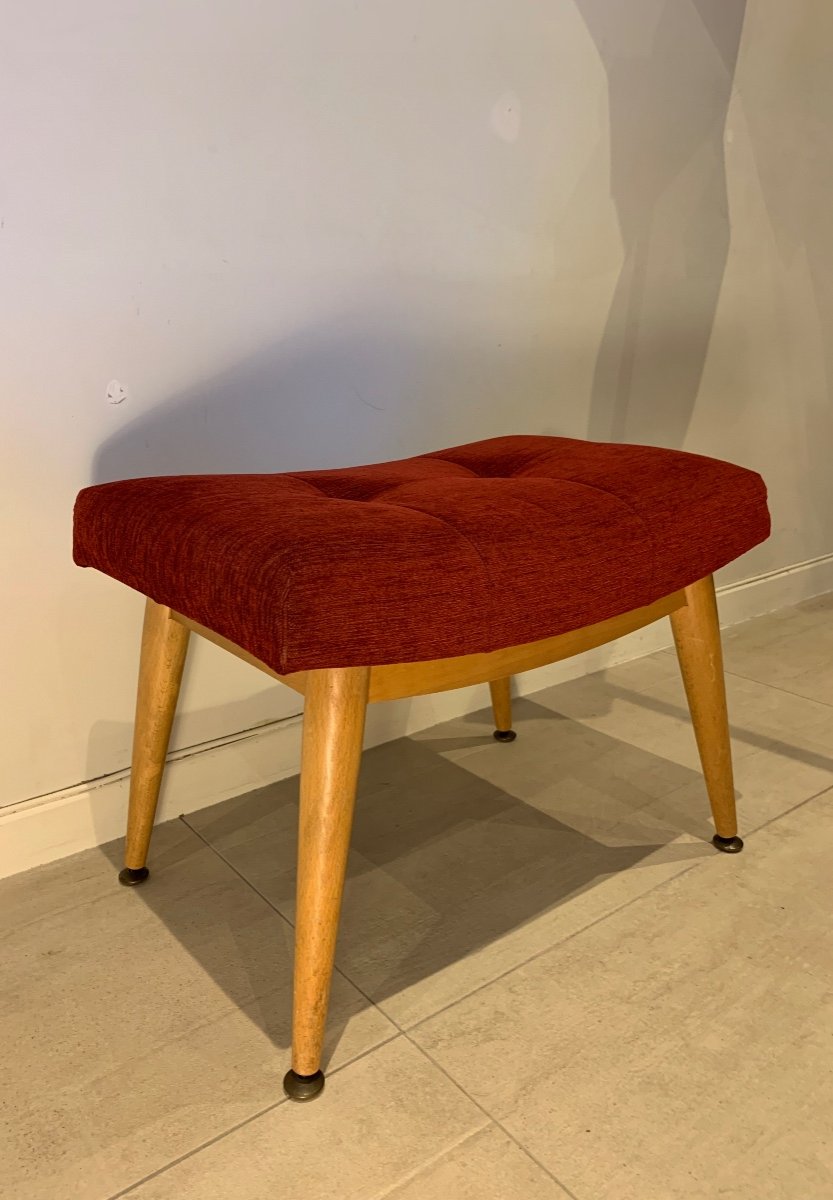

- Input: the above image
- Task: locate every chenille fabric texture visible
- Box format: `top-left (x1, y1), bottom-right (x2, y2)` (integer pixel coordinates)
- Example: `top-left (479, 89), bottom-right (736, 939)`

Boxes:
top-left (73, 435), bottom-right (770, 674)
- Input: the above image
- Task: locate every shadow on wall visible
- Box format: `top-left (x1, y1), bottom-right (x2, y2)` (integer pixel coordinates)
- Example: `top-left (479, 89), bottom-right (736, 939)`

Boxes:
top-left (89, 287), bottom-right (593, 830)
top-left (91, 5), bottom-right (754, 483)
top-left (91, 293), bottom-right (583, 484)
top-left (575, 0), bottom-right (748, 446)
top-left (83, 691), bottom-right (299, 853)
top-left (739, 6), bottom-right (833, 533)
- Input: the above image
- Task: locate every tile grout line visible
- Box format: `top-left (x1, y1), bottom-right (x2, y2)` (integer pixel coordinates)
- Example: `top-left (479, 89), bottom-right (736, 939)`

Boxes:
top-left (180, 815), bottom-right (395, 1021)
top-left (180, 811), bottom-right (708, 1046)
top-left (179, 815), bottom-right (294, 916)
top-left (104, 1096), bottom-right (288, 1200)
top-left (723, 666), bottom-right (833, 712)
top-left (31, 601), bottom-right (828, 1199)
top-left (172, 817), bottom-right (692, 1200)
top-left (112, 711), bottom-right (832, 1197)
top-left (581, 638), bottom-right (833, 715)
top-left (401, 1037), bottom-right (582, 1200)
top-left (171, 688), bottom-right (833, 1198)
top-left (389, 787), bottom-right (833, 1200)
top-left (402, 780), bottom-right (833, 1040)
top-left (365, 1122), bottom-right (494, 1200)
top-left (740, 779), bottom-right (833, 837)
top-left (655, 636), bottom-right (833, 713)
top-left (180, 814), bottom-right (713, 1055)
top-left (105, 771), bottom-right (831, 1200)
top-left (104, 1031), bottom-right (404, 1200)
top-left (184, 778), bottom-right (833, 1055)
top-left (401, 857), bottom-right (705, 1035)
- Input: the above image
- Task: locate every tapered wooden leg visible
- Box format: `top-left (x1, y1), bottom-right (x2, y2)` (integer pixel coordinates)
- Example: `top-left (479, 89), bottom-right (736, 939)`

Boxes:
top-left (670, 576), bottom-right (742, 852)
top-left (284, 666), bottom-right (370, 1101)
top-left (119, 599), bottom-right (190, 885)
top-left (489, 677), bottom-right (516, 742)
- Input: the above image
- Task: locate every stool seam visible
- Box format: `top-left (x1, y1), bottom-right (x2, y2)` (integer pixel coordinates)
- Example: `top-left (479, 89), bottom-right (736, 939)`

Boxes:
top-left (278, 560), bottom-right (296, 676)
top-left (554, 475), bottom-right (659, 596)
top-left (377, 502), bottom-right (498, 646)
top-left (428, 447), bottom-right (560, 478)
top-left (404, 452), bottom-right (658, 591)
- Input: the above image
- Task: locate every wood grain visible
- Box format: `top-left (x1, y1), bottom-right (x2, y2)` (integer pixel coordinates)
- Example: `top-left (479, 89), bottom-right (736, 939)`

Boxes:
top-left (124, 599), bottom-right (190, 869)
top-left (368, 590), bottom-right (686, 701)
top-left (174, 592), bottom-right (687, 706)
top-left (670, 575), bottom-right (738, 838)
top-left (171, 612), bottom-right (307, 697)
top-left (489, 677), bottom-right (513, 732)
top-left (291, 666), bottom-right (370, 1076)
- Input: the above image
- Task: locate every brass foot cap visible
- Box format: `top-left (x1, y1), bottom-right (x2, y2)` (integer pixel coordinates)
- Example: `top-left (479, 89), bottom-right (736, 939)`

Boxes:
top-left (118, 867), bottom-right (150, 886)
top-left (712, 834), bottom-right (744, 854)
top-left (283, 1069), bottom-right (325, 1102)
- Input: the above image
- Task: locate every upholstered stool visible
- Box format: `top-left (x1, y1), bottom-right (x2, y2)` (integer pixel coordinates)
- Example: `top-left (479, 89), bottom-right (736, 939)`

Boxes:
top-left (74, 435), bottom-right (769, 1101)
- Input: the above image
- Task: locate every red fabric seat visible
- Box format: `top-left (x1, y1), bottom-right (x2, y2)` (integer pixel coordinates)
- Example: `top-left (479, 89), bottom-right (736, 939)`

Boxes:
top-left (73, 435), bottom-right (770, 674)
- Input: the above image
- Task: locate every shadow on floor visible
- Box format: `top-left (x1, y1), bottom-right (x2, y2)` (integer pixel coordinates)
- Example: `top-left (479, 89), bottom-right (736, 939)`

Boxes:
top-left (589, 683), bottom-right (833, 777)
top-left (99, 698), bottom-right (718, 1061)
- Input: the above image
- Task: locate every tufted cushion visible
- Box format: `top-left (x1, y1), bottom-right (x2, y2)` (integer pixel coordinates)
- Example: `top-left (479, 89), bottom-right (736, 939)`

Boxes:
top-left (73, 435), bottom-right (770, 673)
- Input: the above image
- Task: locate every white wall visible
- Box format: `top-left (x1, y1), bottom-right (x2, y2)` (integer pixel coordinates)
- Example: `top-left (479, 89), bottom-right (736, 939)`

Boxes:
top-left (2, 2), bottom-right (832, 856)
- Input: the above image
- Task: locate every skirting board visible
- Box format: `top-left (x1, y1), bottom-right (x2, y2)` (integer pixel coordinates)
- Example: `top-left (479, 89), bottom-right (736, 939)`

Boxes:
top-left (3, 551), bottom-right (833, 881)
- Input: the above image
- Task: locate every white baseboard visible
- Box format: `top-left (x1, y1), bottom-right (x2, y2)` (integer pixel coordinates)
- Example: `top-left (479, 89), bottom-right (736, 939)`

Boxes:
top-left (3, 551), bottom-right (832, 882)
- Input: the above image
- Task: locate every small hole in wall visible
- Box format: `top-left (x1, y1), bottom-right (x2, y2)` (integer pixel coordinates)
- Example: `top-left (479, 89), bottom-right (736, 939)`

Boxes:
top-left (490, 90), bottom-right (521, 144)
top-left (106, 380), bottom-right (128, 405)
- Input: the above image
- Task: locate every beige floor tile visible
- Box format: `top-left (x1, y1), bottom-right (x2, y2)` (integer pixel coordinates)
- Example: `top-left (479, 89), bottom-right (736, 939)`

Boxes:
top-left (0, 822), bottom-right (393, 1200)
top-left (192, 665), bottom-right (833, 1029)
top-left (381, 1125), bottom-right (572, 1199)
top-left (6, 594), bottom-right (833, 1200)
top-left (653, 737), bottom-right (833, 839)
top-left (405, 651), bottom-right (682, 765)
top-left (532, 672), bottom-right (741, 771)
top-left (412, 789), bottom-right (833, 1200)
top-left (719, 593), bottom-right (833, 705)
top-left (190, 713), bottom-right (717, 1029)
top-left (532, 652), bottom-right (833, 821)
top-left (724, 671), bottom-right (833, 757)
top-left (535, 654), bottom-right (833, 770)
top-left (126, 1039), bottom-right (486, 1200)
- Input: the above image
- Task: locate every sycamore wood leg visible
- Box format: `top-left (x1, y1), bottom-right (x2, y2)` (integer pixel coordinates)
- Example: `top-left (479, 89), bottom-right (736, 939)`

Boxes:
top-left (489, 677), bottom-right (516, 742)
top-left (120, 599), bottom-right (190, 884)
top-left (670, 576), bottom-right (742, 852)
top-left (284, 666), bottom-right (370, 1100)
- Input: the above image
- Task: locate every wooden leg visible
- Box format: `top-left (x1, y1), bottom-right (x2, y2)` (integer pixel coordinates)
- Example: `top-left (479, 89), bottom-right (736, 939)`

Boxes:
top-left (669, 576), bottom-right (742, 853)
top-left (284, 666), bottom-right (370, 1101)
top-left (119, 599), bottom-right (190, 885)
top-left (489, 676), bottom-right (517, 742)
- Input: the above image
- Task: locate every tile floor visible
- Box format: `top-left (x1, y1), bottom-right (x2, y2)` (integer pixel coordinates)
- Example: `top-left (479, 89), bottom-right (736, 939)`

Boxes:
top-left (3, 593), bottom-right (833, 1199)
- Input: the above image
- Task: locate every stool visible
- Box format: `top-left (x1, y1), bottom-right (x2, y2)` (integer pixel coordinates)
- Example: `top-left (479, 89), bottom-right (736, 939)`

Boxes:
top-left (74, 434), bottom-right (770, 1101)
